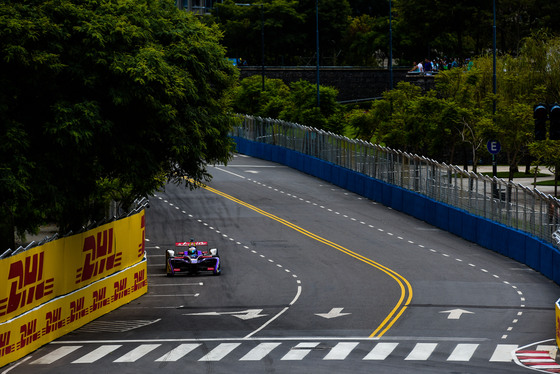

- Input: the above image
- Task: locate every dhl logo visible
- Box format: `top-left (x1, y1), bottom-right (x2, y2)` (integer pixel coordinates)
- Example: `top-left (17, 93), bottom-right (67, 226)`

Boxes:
top-left (0, 331), bottom-right (14, 358)
top-left (92, 287), bottom-right (109, 312)
top-left (76, 228), bottom-right (122, 284)
top-left (44, 307), bottom-right (64, 335)
top-left (19, 319), bottom-right (39, 349)
top-left (0, 252), bottom-right (54, 316)
top-left (113, 278), bottom-right (129, 302)
top-left (68, 296), bottom-right (87, 324)
top-left (133, 269), bottom-right (147, 291)
top-left (138, 214), bottom-right (145, 258)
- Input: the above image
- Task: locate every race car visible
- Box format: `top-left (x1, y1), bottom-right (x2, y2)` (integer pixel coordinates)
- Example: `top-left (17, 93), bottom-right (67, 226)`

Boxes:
top-left (165, 241), bottom-right (221, 276)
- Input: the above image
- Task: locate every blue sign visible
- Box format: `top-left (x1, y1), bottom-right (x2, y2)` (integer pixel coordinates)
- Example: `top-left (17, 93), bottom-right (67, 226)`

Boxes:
top-left (487, 140), bottom-right (501, 155)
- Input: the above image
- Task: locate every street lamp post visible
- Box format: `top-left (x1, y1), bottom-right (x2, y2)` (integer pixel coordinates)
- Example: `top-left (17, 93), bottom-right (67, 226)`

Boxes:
top-left (492, 0), bottom-right (497, 179)
top-left (316, 0), bottom-right (320, 107)
top-left (260, 3), bottom-right (264, 91)
top-left (389, 0), bottom-right (393, 90)
top-left (492, 0), bottom-right (497, 116)
top-left (236, 3), bottom-right (265, 91)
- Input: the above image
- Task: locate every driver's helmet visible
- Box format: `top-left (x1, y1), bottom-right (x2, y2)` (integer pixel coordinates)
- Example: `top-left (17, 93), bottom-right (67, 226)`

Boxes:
top-left (188, 246), bottom-right (197, 257)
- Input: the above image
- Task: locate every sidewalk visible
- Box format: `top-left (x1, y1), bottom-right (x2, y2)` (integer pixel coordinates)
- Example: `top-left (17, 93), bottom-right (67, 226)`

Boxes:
top-left (472, 165), bottom-right (558, 197)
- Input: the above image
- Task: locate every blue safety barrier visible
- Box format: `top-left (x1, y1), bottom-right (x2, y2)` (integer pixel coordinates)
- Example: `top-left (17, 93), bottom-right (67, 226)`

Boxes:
top-left (233, 136), bottom-right (560, 285)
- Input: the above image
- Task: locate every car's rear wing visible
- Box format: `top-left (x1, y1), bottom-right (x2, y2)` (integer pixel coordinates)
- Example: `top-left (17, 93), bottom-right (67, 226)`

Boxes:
top-left (176, 241), bottom-right (208, 247)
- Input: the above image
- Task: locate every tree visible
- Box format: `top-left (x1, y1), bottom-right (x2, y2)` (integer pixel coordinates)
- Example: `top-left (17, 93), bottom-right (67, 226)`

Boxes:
top-left (279, 81), bottom-right (344, 134)
top-left (434, 66), bottom-right (494, 171)
top-left (341, 14), bottom-right (390, 66)
top-left (212, 0), bottom-right (305, 66)
top-left (212, 0), bottom-right (350, 65)
top-left (347, 99), bottom-right (391, 142)
top-left (232, 76), bottom-right (290, 118)
top-left (392, 0), bottom-right (491, 61)
top-left (0, 0), bottom-right (239, 250)
top-left (528, 140), bottom-right (560, 196)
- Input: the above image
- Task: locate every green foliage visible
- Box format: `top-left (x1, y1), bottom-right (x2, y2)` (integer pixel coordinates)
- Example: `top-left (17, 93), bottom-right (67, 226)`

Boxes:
top-left (232, 76), bottom-right (344, 133)
top-left (0, 0), bottom-right (238, 248)
top-left (346, 101), bottom-right (390, 142)
top-left (210, 0), bottom-right (560, 66)
top-left (212, 0), bottom-right (350, 65)
top-left (279, 80), bottom-right (344, 133)
top-left (518, 31), bottom-right (560, 103)
top-left (232, 75), bottom-right (290, 118)
top-left (212, 0), bottom-right (306, 65)
top-left (341, 14), bottom-right (389, 66)
top-left (364, 83), bottom-right (467, 160)
top-left (528, 140), bottom-right (560, 177)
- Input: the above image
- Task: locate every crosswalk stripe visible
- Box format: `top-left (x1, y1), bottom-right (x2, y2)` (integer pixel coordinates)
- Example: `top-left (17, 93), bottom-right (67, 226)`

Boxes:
top-left (405, 343), bottom-right (438, 360)
top-left (323, 342), bottom-right (359, 360)
top-left (155, 344), bottom-right (201, 362)
top-left (363, 342), bottom-right (399, 360)
top-left (113, 344), bottom-right (161, 362)
top-left (29, 341), bottom-right (527, 364)
top-left (72, 345), bottom-right (121, 363)
top-left (281, 342), bottom-right (320, 360)
top-left (198, 343), bottom-right (241, 361)
top-left (447, 344), bottom-right (479, 361)
top-left (489, 344), bottom-right (517, 362)
top-left (30, 346), bottom-right (82, 364)
top-left (239, 343), bottom-right (281, 361)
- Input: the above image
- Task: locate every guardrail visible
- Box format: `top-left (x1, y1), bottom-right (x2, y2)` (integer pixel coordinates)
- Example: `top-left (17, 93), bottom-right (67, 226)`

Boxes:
top-left (232, 115), bottom-right (560, 248)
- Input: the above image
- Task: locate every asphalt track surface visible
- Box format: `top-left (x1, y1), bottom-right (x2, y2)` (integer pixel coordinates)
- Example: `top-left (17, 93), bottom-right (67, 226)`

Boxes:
top-left (5, 154), bottom-right (560, 374)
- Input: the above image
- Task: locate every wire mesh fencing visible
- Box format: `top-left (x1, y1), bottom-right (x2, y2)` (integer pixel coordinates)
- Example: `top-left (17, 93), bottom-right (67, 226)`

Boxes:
top-left (232, 115), bottom-right (560, 248)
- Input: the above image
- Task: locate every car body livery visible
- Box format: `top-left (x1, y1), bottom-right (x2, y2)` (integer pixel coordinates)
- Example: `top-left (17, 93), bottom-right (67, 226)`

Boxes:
top-left (166, 241), bottom-right (221, 276)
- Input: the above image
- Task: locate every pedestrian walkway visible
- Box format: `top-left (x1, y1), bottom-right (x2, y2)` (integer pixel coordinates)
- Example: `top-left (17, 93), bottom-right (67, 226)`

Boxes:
top-left (26, 340), bottom-right (521, 365)
top-left (471, 165), bottom-right (557, 197)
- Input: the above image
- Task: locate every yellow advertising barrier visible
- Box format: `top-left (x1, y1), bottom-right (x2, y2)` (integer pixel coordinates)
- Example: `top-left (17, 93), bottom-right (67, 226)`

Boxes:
top-left (556, 298), bottom-right (560, 349)
top-left (0, 211), bottom-right (145, 323)
top-left (0, 259), bottom-right (147, 367)
top-left (0, 210), bottom-right (147, 367)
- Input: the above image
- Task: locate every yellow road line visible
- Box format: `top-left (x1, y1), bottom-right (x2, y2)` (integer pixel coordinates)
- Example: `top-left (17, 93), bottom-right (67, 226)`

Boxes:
top-left (199, 183), bottom-right (413, 338)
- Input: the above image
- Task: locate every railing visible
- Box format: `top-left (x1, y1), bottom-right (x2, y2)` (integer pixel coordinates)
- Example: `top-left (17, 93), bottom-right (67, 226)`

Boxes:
top-left (232, 115), bottom-right (560, 248)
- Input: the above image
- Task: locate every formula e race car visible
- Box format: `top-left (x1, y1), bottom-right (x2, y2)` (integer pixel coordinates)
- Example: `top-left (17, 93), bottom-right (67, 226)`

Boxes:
top-left (166, 241), bottom-right (221, 276)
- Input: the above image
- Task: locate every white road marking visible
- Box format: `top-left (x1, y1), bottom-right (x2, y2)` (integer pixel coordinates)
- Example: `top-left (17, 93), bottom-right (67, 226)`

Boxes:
top-left (404, 343), bottom-right (437, 360)
top-left (72, 345), bottom-right (121, 363)
top-left (281, 342), bottom-right (319, 360)
top-left (315, 307), bottom-right (351, 319)
top-left (447, 344), bottom-right (479, 361)
top-left (244, 285), bottom-right (302, 339)
top-left (27, 339), bottom-right (531, 365)
top-left (113, 344), bottom-right (161, 362)
top-left (363, 342), bottom-right (398, 360)
top-left (490, 344), bottom-right (517, 362)
top-left (198, 343), bottom-right (241, 361)
top-left (323, 342), bottom-right (359, 360)
top-left (239, 343), bottom-right (281, 361)
top-left (155, 343), bottom-right (201, 362)
top-left (31, 346), bottom-right (82, 364)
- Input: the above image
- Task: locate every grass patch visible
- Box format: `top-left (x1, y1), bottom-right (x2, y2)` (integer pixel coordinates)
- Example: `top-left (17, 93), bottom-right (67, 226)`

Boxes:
top-left (481, 171), bottom-right (550, 178)
top-left (534, 179), bottom-right (559, 186)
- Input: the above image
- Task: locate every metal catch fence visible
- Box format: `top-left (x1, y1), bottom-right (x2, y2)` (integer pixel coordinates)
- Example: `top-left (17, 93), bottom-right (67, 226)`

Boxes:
top-left (0, 197), bottom-right (149, 259)
top-left (232, 115), bottom-right (560, 248)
